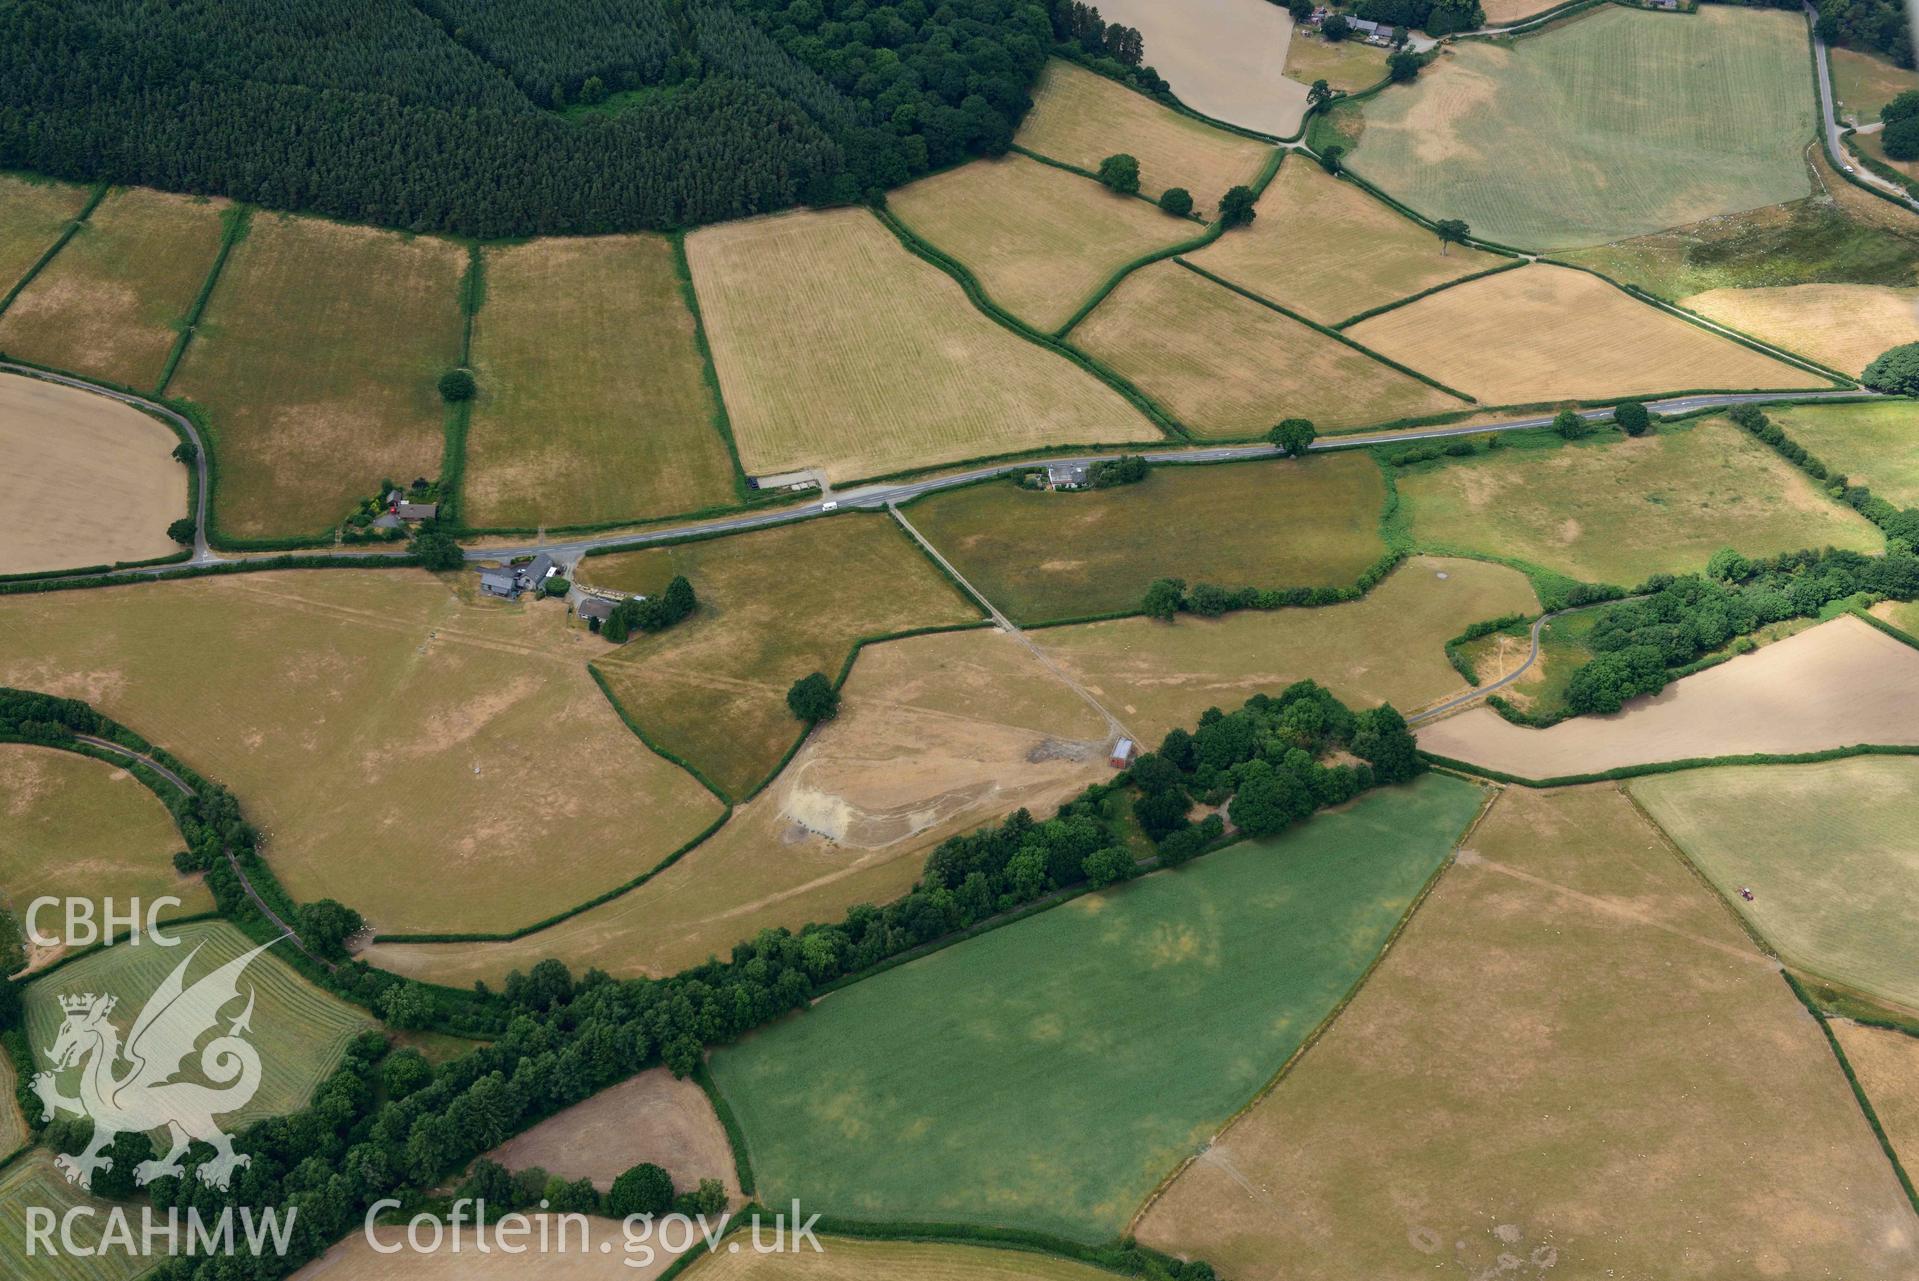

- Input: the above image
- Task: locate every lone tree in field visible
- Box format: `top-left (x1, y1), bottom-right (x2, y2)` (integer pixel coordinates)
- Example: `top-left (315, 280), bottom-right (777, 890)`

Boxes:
top-left (1553, 407), bottom-right (1590, 440)
top-left (1613, 400), bottom-right (1652, 436)
top-left (1435, 218), bottom-right (1470, 255)
top-left (1218, 185), bottom-right (1258, 228)
top-left (1158, 186), bottom-right (1193, 217)
top-left (166, 517), bottom-right (196, 545)
top-left (1097, 153), bottom-right (1141, 196)
top-left (1318, 144), bottom-right (1345, 176)
top-left (1863, 342), bottom-right (1919, 395)
top-left (1307, 79), bottom-right (1334, 109)
top-left (787, 672), bottom-right (840, 723)
top-left (438, 368), bottom-right (476, 403)
top-left (1269, 418), bottom-right (1317, 456)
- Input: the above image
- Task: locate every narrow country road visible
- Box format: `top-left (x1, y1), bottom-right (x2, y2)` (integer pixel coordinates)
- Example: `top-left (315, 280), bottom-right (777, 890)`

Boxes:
top-left (1805, 4), bottom-right (1919, 209)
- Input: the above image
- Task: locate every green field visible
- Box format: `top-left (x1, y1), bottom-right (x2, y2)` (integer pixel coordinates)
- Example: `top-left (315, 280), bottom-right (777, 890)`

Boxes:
top-left (709, 774), bottom-right (1487, 1240)
top-left (1831, 45), bottom-right (1919, 125)
top-left (588, 514), bottom-right (982, 799)
top-left (0, 173), bottom-right (90, 300)
top-left (0, 1153), bottom-right (150, 1281)
top-left (1631, 757), bottom-right (1919, 1010)
top-left (464, 235), bottom-right (738, 530)
top-left (1348, 7), bottom-right (1813, 248)
top-left (1769, 400), bottom-right (1919, 506)
top-left (1396, 418), bottom-right (1883, 586)
top-left (25, 920), bottom-right (372, 1128)
top-left (906, 454), bottom-right (1387, 624)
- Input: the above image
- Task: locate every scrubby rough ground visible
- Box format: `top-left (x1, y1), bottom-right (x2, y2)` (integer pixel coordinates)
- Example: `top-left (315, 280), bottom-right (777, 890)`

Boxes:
top-left (0, 187), bottom-right (228, 390)
top-left (710, 775), bottom-right (1486, 1241)
top-left (1631, 757), bottom-right (1919, 1011)
top-left (1137, 784), bottom-right (1919, 1279)
top-left (1074, 260), bottom-right (1461, 435)
top-left (1347, 8), bottom-right (1813, 248)
top-left (0, 173), bottom-right (90, 298)
top-left (1683, 283), bottom-right (1919, 375)
top-left (1770, 399), bottom-right (1919, 505)
top-left (1345, 265), bottom-right (1828, 404)
top-left (1395, 419), bottom-right (1883, 586)
top-left (889, 154), bottom-right (1199, 332)
top-left (1831, 1021), bottom-right (1919, 1168)
top-left (0, 744), bottom-right (213, 971)
top-left (1418, 614), bottom-right (1919, 778)
top-left (1187, 159), bottom-right (1505, 325)
top-left (484, 1067), bottom-right (741, 1199)
top-left (680, 1238), bottom-right (1134, 1280)
top-left (0, 373), bottom-right (188, 574)
top-left (685, 208), bottom-right (1159, 484)
top-left (1015, 61), bottom-right (1275, 213)
top-left (1034, 556), bottom-right (1540, 741)
top-left (1087, 0), bottom-right (1307, 138)
top-left (0, 570), bottom-right (725, 935)
top-left (906, 453), bottom-right (1387, 624)
top-left (170, 214), bottom-right (465, 541)
top-left (365, 627), bottom-right (1113, 985)
top-left (464, 235), bottom-right (738, 530)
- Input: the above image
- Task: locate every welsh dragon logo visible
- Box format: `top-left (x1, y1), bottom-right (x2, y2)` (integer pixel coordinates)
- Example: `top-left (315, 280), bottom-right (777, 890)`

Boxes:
top-left (32, 940), bottom-right (274, 1192)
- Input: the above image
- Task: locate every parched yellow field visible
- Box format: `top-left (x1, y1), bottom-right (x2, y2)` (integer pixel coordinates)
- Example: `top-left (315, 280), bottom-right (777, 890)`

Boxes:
top-left (1137, 784), bottom-right (1919, 1278)
top-left (0, 373), bottom-right (188, 575)
top-left (486, 1067), bottom-right (740, 1198)
top-left (0, 570), bottom-right (725, 935)
top-left (686, 208), bottom-right (1159, 483)
top-left (682, 1237), bottom-right (1133, 1281)
top-left (1770, 399), bottom-right (1919, 505)
top-left (366, 625), bottom-right (1113, 985)
top-left (1832, 46), bottom-right (1919, 126)
top-left (1283, 33), bottom-right (1387, 93)
top-left (1832, 1022), bottom-right (1919, 1169)
top-left (1683, 283), bottom-right (1919, 375)
top-left (0, 744), bottom-right (212, 970)
top-left (1014, 60), bottom-right (1276, 213)
top-left (171, 214), bottom-right (465, 540)
top-left (587, 514), bottom-right (980, 800)
top-left (464, 235), bottom-right (737, 530)
top-left (0, 173), bottom-right (90, 298)
top-left (1418, 614), bottom-right (1919, 779)
top-left (1073, 261), bottom-right (1462, 436)
top-left (890, 154), bottom-right (1199, 331)
top-left (1187, 159), bottom-right (1506, 324)
top-left (0, 187), bottom-right (228, 390)
top-left (1398, 418), bottom-right (1884, 585)
top-left (1089, 0), bottom-right (1308, 138)
top-left (1032, 556), bottom-right (1540, 742)
top-left (1345, 265), bottom-right (1828, 404)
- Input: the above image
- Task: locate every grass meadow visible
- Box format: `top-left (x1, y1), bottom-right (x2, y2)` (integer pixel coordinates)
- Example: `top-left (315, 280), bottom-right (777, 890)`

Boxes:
top-left (1138, 783), bottom-right (1918, 1278)
top-left (1072, 261), bottom-right (1461, 435)
top-left (906, 453), bottom-right (1387, 623)
top-left (889, 154), bottom-right (1199, 332)
top-left (1769, 399), bottom-right (1919, 504)
top-left (24, 921), bottom-right (372, 1128)
top-left (0, 187), bottom-right (228, 391)
top-left (1282, 33), bottom-right (1386, 93)
top-left (709, 774), bottom-right (1487, 1240)
top-left (1348, 7), bottom-right (1813, 248)
top-left (1632, 756), bottom-right (1919, 1011)
top-left (0, 173), bottom-right (90, 299)
top-left (1014, 61), bottom-right (1275, 214)
top-left (1344, 265), bottom-right (1828, 404)
top-left (587, 514), bottom-right (982, 800)
top-left (1395, 418), bottom-right (1882, 585)
top-left (0, 570), bottom-right (725, 935)
top-left (1034, 556), bottom-right (1540, 741)
top-left (170, 214), bottom-right (465, 541)
top-left (0, 744), bottom-right (213, 962)
top-left (464, 235), bottom-right (738, 530)
top-left (1187, 157), bottom-right (1504, 325)
top-left (685, 208), bottom-right (1159, 484)
top-left (0, 1153), bottom-right (150, 1281)
top-left (1831, 46), bottom-right (1919, 125)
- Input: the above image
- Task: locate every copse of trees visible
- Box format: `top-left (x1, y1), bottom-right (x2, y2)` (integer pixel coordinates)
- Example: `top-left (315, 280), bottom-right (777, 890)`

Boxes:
top-left (1357, 0), bottom-right (1484, 36)
top-left (1862, 341), bottom-right (1919, 394)
top-left (601, 575), bottom-right (697, 643)
top-left (1092, 455), bottom-right (1151, 487)
top-left (1815, 0), bottom-right (1913, 67)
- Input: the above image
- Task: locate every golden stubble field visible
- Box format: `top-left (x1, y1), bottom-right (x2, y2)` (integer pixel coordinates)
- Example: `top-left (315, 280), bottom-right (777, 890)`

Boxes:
top-left (0, 570), bottom-right (725, 935)
top-left (464, 235), bottom-right (738, 530)
top-left (685, 208), bottom-right (1160, 484)
top-left (1683, 283), bottom-right (1919, 376)
top-left (1137, 784), bottom-right (1919, 1278)
top-left (1419, 614), bottom-right (1919, 778)
top-left (1014, 60), bottom-right (1276, 212)
top-left (170, 214), bottom-right (465, 540)
top-left (365, 625), bottom-right (1114, 986)
top-left (1345, 264), bottom-right (1828, 404)
top-left (0, 373), bottom-right (188, 574)
top-left (1072, 260), bottom-right (1463, 435)
top-left (0, 186), bottom-right (229, 390)
top-left (485, 1067), bottom-right (741, 1199)
top-left (889, 154), bottom-right (1199, 332)
top-left (1187, 159), bottom-right (1505, 325)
